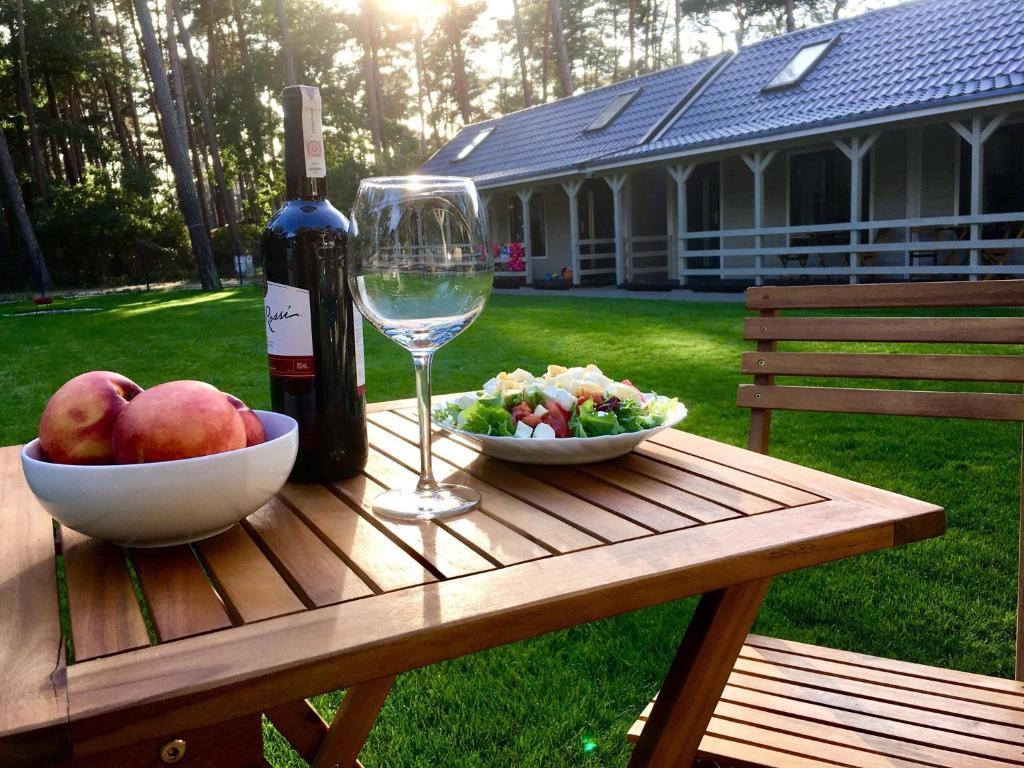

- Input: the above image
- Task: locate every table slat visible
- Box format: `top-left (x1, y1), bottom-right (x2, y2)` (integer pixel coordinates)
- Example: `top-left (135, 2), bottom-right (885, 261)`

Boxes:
top-left (130, 545), bottom-right (233, 641)
top-left (244, 498), bottom-right (375, 607)
top-left (576, 462), bottom-right (741, 524)
top-left (62, 526), bottom-right (150, 662)
top-left (0, 446), bottom-right (70, 764)
top-left (615, 453), bottom-right (781, 514)
top-left (520, 463), bottom-right (697, 532)
top-left (279, 483), bottom-right (435, 593)
top-left (634, 441), bottom-right (823, 507)
top-left (194, 526), bottom-right (305, 623)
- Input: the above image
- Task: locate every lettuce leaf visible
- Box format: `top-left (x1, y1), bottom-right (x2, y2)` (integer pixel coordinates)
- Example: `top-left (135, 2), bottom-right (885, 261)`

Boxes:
top-left (638, 397), bottom-right (679, 430)
top-left (615, 398), bottom-right (644, 433)
top-left (458, 399), bottom-right (515, 436)
top-left (575, 399), bottom-right (625, 437)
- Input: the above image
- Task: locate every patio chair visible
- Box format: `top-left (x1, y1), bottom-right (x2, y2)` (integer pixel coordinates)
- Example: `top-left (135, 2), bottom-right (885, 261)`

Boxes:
top-left (629, 279), bottom-right (1024, 767)
top-left (981, 222), bottom-right (1024, 279)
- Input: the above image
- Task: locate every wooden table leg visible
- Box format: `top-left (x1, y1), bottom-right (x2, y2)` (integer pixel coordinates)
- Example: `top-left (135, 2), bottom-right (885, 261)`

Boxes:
top-left (310, 675), bottom-right (396, 768)
top-left (628, 577), bottom-right (771, 768)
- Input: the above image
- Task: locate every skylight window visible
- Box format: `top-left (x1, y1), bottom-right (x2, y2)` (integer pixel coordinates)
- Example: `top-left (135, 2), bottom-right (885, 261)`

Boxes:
top-left (585, 88), bottom-right (641, 132)
top-left (454, 127), bottom-right (494, 160)
top-left (763, 37), bottom-right (837, 91)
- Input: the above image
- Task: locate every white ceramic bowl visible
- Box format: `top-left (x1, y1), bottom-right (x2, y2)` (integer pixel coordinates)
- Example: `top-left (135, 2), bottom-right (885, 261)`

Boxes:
top-left (434, 397), bottom-right (687, 464)
top-left (21, 410), bottom-right (298, 547)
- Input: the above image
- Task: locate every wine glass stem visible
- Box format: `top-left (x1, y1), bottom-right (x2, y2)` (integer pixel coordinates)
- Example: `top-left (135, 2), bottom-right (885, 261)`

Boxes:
top-left (412, 350), bottom-right (439, 493)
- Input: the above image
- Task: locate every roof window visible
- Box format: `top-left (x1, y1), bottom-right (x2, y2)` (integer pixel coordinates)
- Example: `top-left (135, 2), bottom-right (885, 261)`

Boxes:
top-left (454, 127), bottom-right (494, 160)
top-left (585, 88), bottom-right (641, 132)
top-left (763, 37), bottom-right (837, 91)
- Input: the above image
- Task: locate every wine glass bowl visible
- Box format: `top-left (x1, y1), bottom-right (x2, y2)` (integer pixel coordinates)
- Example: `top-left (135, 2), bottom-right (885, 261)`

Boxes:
top-left (349, 176), bottom-right (492, 520)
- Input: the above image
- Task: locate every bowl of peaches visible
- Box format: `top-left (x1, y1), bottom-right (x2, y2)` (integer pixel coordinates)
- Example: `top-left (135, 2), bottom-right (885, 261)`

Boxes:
top-left (21, 371), bottom-right (298, 547)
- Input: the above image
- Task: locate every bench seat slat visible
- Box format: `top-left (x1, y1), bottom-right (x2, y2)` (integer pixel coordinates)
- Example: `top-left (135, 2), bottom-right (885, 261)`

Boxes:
top-left (738, 385), bottom-right (1024, 421)
top-left (629, 639), bottom-right (1024, 767)
top-left (740, 352), bottom-right (1024, 382)
top-left (744, 316), bottom-right (1024, 344)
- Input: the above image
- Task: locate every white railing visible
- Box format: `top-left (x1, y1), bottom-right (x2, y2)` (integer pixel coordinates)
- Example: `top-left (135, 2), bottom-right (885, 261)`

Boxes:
top-left (627, 235), bottom-right (670, 281)
top-left (679, 211), bottom-right (1024, 283)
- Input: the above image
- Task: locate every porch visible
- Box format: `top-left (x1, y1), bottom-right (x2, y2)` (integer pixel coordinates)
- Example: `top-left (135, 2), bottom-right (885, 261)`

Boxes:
top-left (481, 108), bottom-right (1024, 288)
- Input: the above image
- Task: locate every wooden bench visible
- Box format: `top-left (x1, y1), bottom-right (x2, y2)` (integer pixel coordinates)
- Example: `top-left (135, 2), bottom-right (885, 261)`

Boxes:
top-left (629, 279), bottom-right (1024, 767)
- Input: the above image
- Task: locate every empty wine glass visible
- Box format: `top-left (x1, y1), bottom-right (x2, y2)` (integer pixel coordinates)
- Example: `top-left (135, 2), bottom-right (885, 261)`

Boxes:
top-left (349, 176), bottom-right (492, 520)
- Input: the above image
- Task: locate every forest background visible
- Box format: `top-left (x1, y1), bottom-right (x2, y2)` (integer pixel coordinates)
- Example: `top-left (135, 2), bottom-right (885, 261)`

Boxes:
top-left (0, 0), bottom-right (892, 291)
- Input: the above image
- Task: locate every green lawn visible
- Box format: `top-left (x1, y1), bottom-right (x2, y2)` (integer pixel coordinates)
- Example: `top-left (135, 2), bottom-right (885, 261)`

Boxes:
top-left (1, 287), bottom-right (1019, 767)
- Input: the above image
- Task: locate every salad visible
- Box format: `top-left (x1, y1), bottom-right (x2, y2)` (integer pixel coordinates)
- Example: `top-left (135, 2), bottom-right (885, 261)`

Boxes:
top-left (433, 364), bottom-right (682, 439)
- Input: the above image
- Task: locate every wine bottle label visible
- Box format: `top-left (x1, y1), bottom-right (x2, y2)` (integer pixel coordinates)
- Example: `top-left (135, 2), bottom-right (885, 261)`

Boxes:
top-left (299, 86), bottom-right (326, 179)
top-left (353, 302), bottom-right (366, 396)
top-left (265, 281), bottom-right (315, 377)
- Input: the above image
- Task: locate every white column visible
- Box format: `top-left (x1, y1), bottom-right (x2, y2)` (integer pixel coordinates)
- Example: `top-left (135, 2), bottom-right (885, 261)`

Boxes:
top-left (605, 173), bottom-right (629, 286)
top-left (951, 114), bottom-right (1005, 281)
top-left (905, 129), bottom-right (922, 278)
top-left (561, 179), bottom-right (584, 286)
top-left (667, 164), bottom-right (693, 287)
top-left (515, 188), bottom-right (533, 284)
top-left (479, 192), bottom-right (492, 257)
top-left (835, 134), bottom-right (878, 285)
top-left (741, 150), bottom-right (776, 287)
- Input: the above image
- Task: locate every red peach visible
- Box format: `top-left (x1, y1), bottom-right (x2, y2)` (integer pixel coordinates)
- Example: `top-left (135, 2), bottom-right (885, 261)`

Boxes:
top-left (225, 393), bottom-right (266, 447)
top-left (39, 371), bottom-right (143, 464)
top-left (112, 380), bottom-right (246, 464)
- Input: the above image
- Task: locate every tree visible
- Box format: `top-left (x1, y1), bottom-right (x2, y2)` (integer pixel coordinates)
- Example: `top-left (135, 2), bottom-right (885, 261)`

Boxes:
top-left (15, 0), bottom-right (46, 196)
top-left (172, 0), bottom-right (246, 270)
top-left (446, 0), bottom-right (473, 124)
top-left (549, 0), bottom-right (573, 96)
top-left (86, 0), bottom-right (135, 162)
top-left (275, 0), bottom-right (298, 86)
top-left (0, 129), bottom-right (53, 291)
top-left (132, 0), bottom-right (221, 290)
top-left (511, 0), bottom-right (532, 107)
top-left (360, 0), bottom-right (384, 157)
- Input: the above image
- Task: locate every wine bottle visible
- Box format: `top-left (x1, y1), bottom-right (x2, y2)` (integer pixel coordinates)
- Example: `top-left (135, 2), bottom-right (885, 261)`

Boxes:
top-left (262, 84), bottom-right (367, 482)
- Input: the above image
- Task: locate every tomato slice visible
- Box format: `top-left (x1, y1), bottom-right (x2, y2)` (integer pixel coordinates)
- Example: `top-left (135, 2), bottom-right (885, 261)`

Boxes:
top-left (541, 399), bottom-right (571, 438)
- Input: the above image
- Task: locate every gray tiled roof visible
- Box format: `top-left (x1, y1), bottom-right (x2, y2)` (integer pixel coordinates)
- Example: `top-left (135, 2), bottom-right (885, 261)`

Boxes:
top-left (421, 0), bottom-right (1024, 187)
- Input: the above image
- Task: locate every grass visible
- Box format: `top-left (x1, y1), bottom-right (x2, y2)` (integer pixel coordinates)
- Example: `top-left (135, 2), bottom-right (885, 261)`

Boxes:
top-left (2, 287), bottom-right (1020, 767)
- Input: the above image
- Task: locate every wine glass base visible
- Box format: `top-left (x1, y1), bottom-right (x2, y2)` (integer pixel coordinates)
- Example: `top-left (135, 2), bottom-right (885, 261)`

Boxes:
top-left (372, 484), bottom-right (480, 521)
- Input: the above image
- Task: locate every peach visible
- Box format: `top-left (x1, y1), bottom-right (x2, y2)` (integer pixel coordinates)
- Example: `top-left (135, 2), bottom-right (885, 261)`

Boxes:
top-left (112, 380), bottom-right (246, 463)
top-left (39, 371), bottom-right (143, 464)
top-left (225, 393), bottom-right (266, 447)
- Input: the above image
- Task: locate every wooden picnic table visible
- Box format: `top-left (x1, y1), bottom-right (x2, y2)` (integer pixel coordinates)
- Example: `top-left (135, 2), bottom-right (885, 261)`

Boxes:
top-left (0, 397), bottom-right (945, 768)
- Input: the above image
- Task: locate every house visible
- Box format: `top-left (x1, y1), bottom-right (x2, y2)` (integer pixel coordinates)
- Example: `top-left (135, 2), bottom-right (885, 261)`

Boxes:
top-left (419, 0), bottom-right (1024, 288)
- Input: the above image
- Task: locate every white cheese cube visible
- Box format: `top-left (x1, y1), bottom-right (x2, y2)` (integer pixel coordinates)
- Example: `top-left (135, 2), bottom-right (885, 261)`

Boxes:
top-left (514, 420), bottom-right (534, 438)
top-left (532, 422), bottom-right (557, 439)
top-left (533, 404), bottom-right (549, 418)
top-left (457, 392), bottom-right (479, 409)
top-left (554, 389), bottom-right (577, 412)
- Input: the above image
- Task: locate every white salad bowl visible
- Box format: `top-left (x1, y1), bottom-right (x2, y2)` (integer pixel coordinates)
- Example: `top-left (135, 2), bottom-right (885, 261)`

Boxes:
top-left (433, 396), bottom-right (687, 465)
top-left (20, 410), bottom-right (298, 547)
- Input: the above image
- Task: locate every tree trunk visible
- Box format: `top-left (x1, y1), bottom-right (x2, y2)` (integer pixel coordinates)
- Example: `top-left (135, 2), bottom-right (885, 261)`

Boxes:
top-left (132, 0), bottom-right (221, 290)
top-left (127, 0), bottom-right (169, 162)
top-left (69, 84), bottom-right (88, 173)
top-left (15, 0), bottom-right (47, 196)
top-left (447, 0), bottom-right (473, 124)
top-left (511, 0), bottom-right (531, 108)
top-left (229, 0), bottom-right (267, 176)
top-left (164, 1), bottom-right (189, 152)
top-left (785, 0), bottom-right (795, 31)
top-left (360, 0), bottom-right (384, 157)
top-left (672, 0), bottom-right (680, 65)
top-left (112, 0), bottom-right (146, 163)
top-left (628, 0), bottom-right (636, 77)
top-left (86, 0), bottom-right (134, 163)
top-left (413, 20), bottom-right (428, 151)
top-left (541, 7), bottom-right (550, 101)
top-left (0, 128), bottom-right (53, 291)
top-left (173, 0), bottom-right (245, 264)
top-left (45, 74), bottom-right (79, 185)
top-left (275, 0), bottom-right (297, 86)
top-left (204, 0), bottom-right (219, 99)
top-left (548, 0), bottom-right (572, 97)
top-left (833, 0), bottom-right (847, 20)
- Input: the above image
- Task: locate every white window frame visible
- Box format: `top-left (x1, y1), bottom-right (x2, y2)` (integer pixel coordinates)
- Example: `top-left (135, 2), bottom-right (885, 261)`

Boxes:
top-left (763, 37), bottom-right (839, 92)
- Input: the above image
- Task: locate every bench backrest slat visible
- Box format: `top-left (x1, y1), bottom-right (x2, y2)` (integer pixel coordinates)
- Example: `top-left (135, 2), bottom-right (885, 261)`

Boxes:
top-left (739, 352), bottom-right (1024, 382)
top-left (745, 317), bottom-right (1024, 344)
top-left (740, 278), bottom-right (1024, 679)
